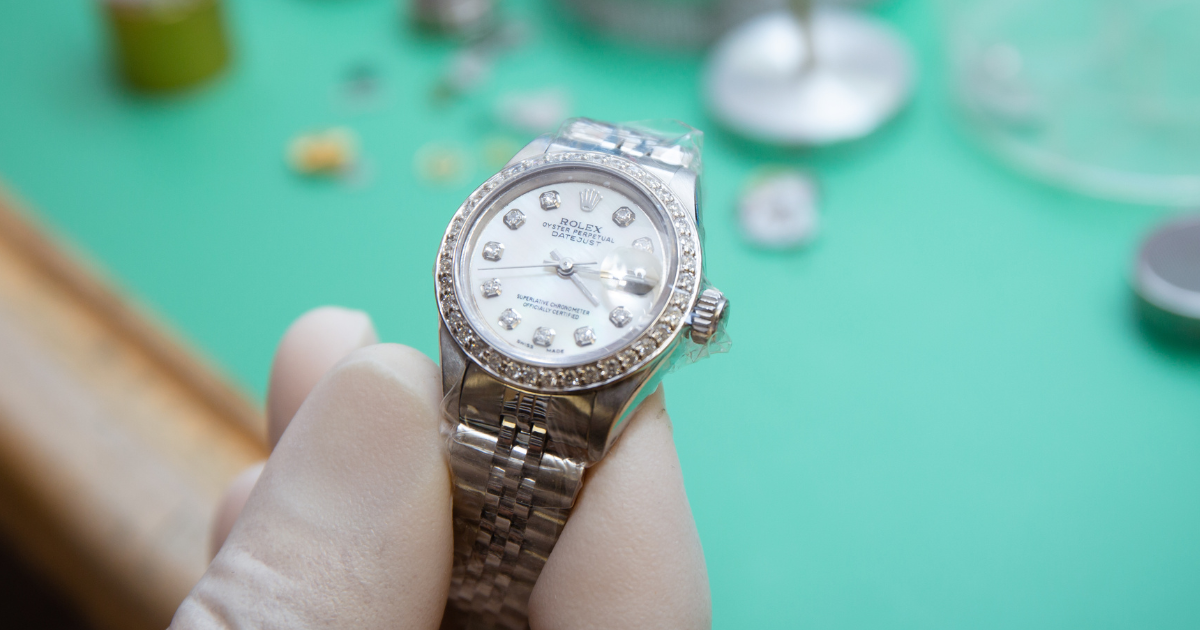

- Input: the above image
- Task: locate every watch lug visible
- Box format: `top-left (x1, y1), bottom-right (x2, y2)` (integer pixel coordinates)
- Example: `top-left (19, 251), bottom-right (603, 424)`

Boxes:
top-left (504, 134), bottom-right (552, 168)
top-left (666, 167), bottom-right (699, 224)
top-left (439, 322), bottom-right (469, 412)
top-left (587, 341), bottom-right (678, 462)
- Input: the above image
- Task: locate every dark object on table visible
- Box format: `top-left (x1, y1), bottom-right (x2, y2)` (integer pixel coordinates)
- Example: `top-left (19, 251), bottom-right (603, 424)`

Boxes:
top-left (1134, 215), bottom-right (1200, 343)
top-left (102, 0), bottom-right (230, 92)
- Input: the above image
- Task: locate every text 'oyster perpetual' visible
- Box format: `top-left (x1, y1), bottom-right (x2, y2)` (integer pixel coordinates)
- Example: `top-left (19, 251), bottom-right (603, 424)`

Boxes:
top-left (434, 118), bottom-right (729, 630)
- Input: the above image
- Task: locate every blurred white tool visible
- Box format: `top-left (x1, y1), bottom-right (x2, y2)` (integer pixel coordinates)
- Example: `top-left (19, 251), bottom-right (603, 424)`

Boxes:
top-left (495, 88), bottom-right (571, 134)
top-left (705, 0), bottom-right (913, 145)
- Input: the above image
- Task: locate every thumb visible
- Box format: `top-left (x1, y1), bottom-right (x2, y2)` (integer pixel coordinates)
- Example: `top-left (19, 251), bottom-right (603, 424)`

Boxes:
top-left (171, 344), bottom-right (452, 630)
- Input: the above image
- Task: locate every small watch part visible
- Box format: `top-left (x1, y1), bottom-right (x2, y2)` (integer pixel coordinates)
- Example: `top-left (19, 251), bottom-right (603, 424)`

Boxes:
top-left (574, 326), bottom-right (596, 347)
top-left (580, 188), bottom-right (602, 212)
top-left (609, 306), bottom-right (632, 328)
top-left (690, 288), bottom-right (729, 344)
top-left (481, 241), bottom-right (505, 262)
top-left (539, 190), bottom-right (561, 210)
top-left (503, 208), bottom-right (526, 230)
top-left (739, 170), bottom-right (819, 249)
top-left (612, 206), bottom-right (636, 227)
top-left (481, 278), bottom-right (502, 298)
top-left (632, 237), bottom-right (654, 253)
top-left (533, 327), bottom-right (556, 347)
top-left (287, 128), bottom-right (357, 175)
top-left (498, 308), bottom-right (521, 330)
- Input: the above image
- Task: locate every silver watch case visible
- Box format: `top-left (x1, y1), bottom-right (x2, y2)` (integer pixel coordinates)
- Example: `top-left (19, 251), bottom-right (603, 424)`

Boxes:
top-left (435, 149), bottom-right (703, 396)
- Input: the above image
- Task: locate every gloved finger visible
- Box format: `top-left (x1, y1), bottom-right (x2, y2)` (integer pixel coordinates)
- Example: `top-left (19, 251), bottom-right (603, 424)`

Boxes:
top-left (208, 462), bottom-right (266, 559)
top-left (173, 344), bottom-right (452, 630)
top-left (209, 306), bottom-right (379, 557)
top-left (266, 306), bottom-right (379, 448)
top-left (528, 386), bottom-right (712, 629)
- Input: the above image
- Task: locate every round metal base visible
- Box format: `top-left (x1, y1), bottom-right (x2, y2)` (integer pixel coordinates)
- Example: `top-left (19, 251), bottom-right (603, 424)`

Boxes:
top-left (704, 9), bottom-right (914, 145)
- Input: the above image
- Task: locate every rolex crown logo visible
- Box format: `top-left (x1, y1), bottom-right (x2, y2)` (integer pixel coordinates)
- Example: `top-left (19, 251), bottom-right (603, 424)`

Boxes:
top-left (580, 188), bottom-right (602, 212)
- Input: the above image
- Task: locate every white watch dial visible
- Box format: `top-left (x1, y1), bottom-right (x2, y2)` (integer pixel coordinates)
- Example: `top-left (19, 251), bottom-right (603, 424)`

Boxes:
top-left (456, 164), bottom-right (676, 367)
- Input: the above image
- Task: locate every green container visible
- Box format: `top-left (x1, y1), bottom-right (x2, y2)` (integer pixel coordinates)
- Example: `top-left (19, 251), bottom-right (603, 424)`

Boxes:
top-left (104, 0), bottom-right (230, 92)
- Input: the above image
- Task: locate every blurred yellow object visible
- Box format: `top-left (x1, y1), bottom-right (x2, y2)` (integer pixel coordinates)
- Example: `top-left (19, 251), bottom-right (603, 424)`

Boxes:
top-left (480, 135), bottom-right (523, 171)
top-left (103, 0), bottom-right (231, 92)
top-left (287, 129), bottom-right (358, 176)
top-left (415, 141), bottom-right (469, 185)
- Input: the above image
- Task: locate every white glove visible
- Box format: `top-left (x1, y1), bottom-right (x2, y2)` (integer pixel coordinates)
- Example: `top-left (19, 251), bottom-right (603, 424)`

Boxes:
top-left (170, 306), bottom-right (712, 629)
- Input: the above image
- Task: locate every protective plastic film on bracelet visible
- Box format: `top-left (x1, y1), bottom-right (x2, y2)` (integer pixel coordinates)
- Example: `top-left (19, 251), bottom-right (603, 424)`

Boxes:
top-left (440, 378), bottom-right (583, 630)
top-left (554, 117), bottom-right (704, 177)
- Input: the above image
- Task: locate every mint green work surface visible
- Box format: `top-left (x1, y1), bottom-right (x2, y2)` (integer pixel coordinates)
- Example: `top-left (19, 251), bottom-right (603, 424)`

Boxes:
top-left (3, 1), bottom-right (1200, 627)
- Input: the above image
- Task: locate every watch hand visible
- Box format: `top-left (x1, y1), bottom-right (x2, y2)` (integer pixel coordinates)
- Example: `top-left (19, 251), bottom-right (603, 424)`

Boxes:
top-left (549, 250), bottom-right (601, 306)
top-left (568, 274), bottom-right (601, 306)
top-left (477, 262), bottom-right (597, 271)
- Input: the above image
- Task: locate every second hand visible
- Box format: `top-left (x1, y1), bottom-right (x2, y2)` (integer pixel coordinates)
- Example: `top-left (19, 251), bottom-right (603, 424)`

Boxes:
top-left (478, 261), bottom-right (598, 271)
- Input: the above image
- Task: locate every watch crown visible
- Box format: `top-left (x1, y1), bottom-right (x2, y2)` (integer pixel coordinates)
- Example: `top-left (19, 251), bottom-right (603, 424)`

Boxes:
top-left (689, 288), bottom-right (728, 345)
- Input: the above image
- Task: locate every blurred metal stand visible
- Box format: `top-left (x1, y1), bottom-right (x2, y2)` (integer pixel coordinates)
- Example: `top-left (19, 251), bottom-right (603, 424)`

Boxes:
top-left (704, 0), bottom-right (913, 145)
top-left (411, 0), bottom-right (493, 36)
top-left (554, 0), bottom-right (774, 49)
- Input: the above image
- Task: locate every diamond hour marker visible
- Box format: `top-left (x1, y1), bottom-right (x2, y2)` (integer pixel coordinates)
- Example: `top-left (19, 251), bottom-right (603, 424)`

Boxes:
top-left (574, 327), bottom-right (596, 347)
top-left (609, 306), bottom-right (632, 328)
top-left (498, 309), bottom-right (521, 330)
top-left (613, 206), bottom-right (635, 227)
top-left (481, 278), bottom-right (502, 298)
top-left (533, 327), bottom-right (556, 347)
top-left (482, 241), bottom-right (504, 262)
top-left (540, 190), bottom-right (561, 210)
top-left (503, 209), bottom-right (526, 230)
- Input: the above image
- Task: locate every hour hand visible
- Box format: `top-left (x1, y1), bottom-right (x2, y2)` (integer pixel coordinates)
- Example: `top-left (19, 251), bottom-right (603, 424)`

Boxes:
top-left (550, 250), bottom-right (601, 306)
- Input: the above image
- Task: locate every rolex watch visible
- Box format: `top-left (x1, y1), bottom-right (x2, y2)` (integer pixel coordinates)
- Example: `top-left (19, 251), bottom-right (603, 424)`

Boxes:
top-left (434, 118), bottom-right (728, 629)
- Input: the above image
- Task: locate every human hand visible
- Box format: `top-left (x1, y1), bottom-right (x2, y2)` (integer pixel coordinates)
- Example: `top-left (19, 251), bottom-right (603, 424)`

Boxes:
top-left (170, 306), bottom-right (712, 629)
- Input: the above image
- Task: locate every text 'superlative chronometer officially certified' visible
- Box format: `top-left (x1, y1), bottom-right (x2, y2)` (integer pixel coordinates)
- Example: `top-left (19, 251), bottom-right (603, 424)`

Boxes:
top-left (434, 118), bottom-right (728, 629)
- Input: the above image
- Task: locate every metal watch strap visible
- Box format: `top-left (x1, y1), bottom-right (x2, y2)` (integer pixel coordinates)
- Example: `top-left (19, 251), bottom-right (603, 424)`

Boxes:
top-left (550, 118), bottom-right (701, 177)
top-left (443, 119), bottom-right (699, 629)
top-left (445, 368), bottom-right (587, 630)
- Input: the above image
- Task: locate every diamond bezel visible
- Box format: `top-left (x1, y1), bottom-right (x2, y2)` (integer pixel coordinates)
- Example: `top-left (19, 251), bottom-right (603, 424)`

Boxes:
top-left (434, 151), bottom-right (702, 393)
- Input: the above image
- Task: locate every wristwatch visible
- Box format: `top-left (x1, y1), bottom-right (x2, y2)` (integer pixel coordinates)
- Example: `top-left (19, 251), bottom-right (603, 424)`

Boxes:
top-left (434, 118), bottom-right (729, 629)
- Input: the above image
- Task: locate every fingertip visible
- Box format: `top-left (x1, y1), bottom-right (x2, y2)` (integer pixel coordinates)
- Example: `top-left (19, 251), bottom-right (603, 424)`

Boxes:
top-left (529, 382), bottom-right (710, 629)
top-left (631, 384), bottom-right (667, 426)
top-left (266, 306), bottom-right (378, 449)
top-left (321, 343), bottom-right (443, 428)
